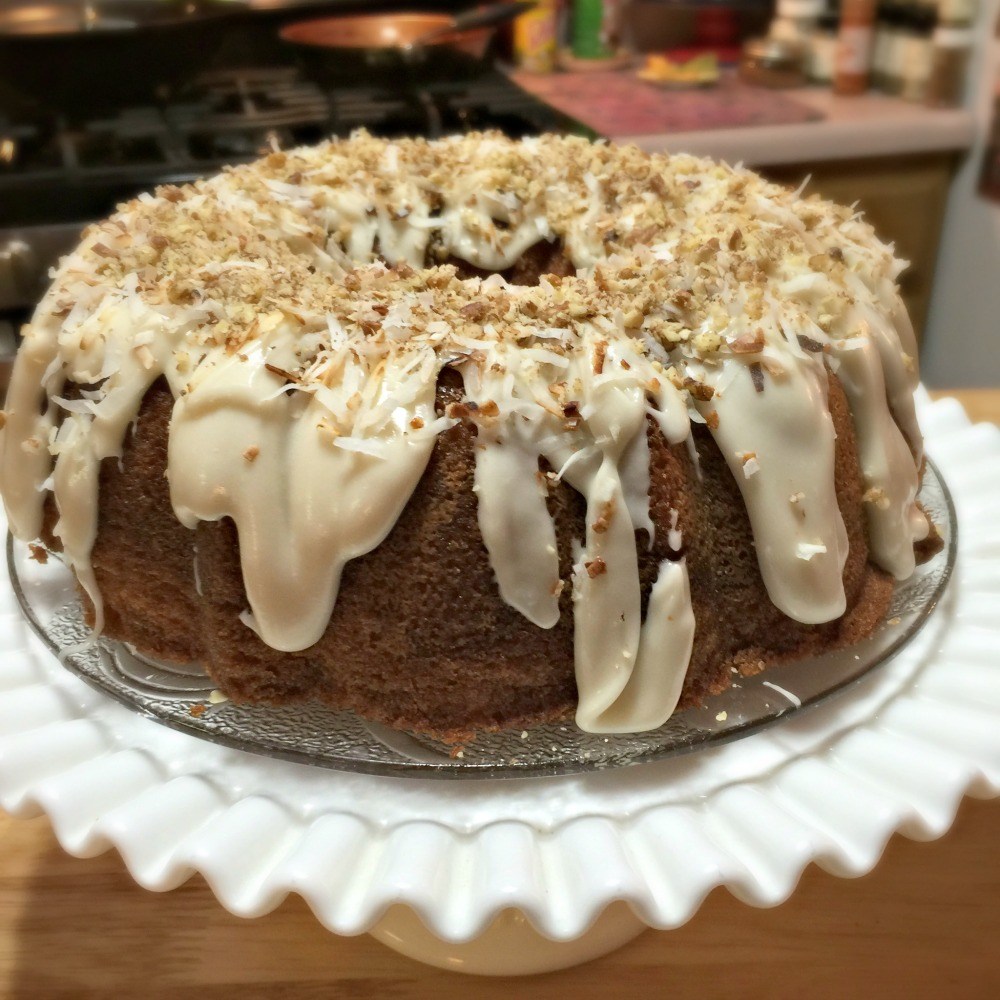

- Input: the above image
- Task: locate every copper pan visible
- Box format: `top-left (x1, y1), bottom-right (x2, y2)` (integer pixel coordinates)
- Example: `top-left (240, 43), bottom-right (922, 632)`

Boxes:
top-left (280, 4), bottom-right (533, 83)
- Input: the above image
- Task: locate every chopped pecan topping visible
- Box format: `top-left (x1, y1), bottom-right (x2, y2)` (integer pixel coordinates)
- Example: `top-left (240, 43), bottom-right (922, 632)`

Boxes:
top-left (863, 486), bottom-right (891, 510)
top-left (446, 401), bottom-right (472, 420)
top-left (730, 329), bottom-right (765, 354)
top-left (460, 300), bottom-right (489, 322)
top-left (562, 400), bottom-right (582, 429)
top-left (630, 225), bottom-right (660, 246)
top-left (683, 377), bottom-right (715, 401)
top-left (592, 340), bottom-right (608, 374)
top-left (592, 498), bottom-right (617, 534)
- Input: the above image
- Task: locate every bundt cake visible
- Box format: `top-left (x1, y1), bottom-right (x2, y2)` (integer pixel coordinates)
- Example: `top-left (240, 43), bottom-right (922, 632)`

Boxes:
top-left (0, 132), bottom-right (936, 738)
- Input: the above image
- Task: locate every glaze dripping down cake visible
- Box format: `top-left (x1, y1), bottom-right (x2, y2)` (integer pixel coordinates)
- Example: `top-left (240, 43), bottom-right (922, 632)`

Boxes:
top-left (0, 132), bottom-right (938, 738)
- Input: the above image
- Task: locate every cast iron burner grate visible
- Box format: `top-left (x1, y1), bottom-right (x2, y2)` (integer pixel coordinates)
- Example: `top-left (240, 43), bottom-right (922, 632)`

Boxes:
top-left (167, 67), bottom-right (331, 159)
top-left (0, 66), bottom-right (592, 313)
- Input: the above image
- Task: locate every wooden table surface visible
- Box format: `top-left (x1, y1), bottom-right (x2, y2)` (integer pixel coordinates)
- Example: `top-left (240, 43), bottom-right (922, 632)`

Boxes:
top-left (1, 389), bottom-right (997, 999)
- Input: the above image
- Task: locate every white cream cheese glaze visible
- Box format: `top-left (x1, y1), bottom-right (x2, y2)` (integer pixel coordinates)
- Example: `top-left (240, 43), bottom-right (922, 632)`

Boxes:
top-left (167, 349), bottom-right (441, 652)
top-left (0, 132), bottom-right (929, 733)
top-left (704, 353), bottom-right (849, 625)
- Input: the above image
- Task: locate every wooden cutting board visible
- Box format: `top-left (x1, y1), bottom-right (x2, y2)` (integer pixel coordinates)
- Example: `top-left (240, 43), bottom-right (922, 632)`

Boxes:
top-left (0, 797), bottom-right (997, 997)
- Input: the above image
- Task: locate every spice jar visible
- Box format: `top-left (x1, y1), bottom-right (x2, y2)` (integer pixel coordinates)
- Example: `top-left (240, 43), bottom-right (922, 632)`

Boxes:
top-left (835, 0), bottom-right (878, 94)
top-left (771, 0), bottom-right (825, 45)
top-left (571, 0), bottom-right (624, 61)
top-left (927, 0), bottom-right (977, 106)
top-left (513, 0), bottom-right (561, 73)
top-left (899, 3), bottom-right (937, 102)
top-left (809, 7), bottom-right (841, 83)
top-left (876, 1), bottom-right (908, 93)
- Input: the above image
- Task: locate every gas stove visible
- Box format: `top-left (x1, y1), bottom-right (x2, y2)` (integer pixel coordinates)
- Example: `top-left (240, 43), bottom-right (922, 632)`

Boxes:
top-left (0, 64), bottom-right (591, 349)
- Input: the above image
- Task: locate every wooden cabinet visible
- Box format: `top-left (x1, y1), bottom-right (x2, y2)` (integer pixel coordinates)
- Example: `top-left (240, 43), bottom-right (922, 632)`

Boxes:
top-left (762, 152), bottom-right (958, 343)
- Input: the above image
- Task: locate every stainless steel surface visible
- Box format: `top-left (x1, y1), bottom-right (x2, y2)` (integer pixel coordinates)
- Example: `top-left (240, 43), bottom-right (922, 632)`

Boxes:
top-left (0, 1), bottom-right (237, 117)
top-left (0, 1), bottom-right (234, 37)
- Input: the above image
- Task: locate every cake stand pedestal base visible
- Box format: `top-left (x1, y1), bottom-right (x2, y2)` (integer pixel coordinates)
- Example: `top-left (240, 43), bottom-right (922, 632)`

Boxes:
top-left (368, 902), bottom-right (649, 975)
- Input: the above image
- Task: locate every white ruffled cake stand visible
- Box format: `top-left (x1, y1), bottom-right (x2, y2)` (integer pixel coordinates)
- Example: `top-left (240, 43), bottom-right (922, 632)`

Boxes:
top-left (0, 390), bottom-right (997, 975)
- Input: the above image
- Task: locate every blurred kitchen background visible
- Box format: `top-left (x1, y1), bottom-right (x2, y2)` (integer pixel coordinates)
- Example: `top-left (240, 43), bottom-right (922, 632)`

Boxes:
top-left (0, 0), bottom-right (995, 390)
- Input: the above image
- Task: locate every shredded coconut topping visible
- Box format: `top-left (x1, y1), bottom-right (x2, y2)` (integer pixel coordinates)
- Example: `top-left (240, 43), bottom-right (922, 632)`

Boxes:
top-left (0, 131), bottom-right (930, 734)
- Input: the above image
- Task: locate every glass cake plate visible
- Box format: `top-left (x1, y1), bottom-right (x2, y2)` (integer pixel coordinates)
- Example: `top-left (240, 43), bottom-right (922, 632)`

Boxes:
top-left (8, 460), bottom-right (956, 780)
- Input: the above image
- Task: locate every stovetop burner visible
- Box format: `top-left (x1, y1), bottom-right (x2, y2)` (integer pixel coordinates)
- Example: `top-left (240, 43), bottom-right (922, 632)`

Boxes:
top-left (0, 65), bottom-right (592, 316)
top-left (0, 66), bottom-right (591, 228)
top-left (167, 66), bottom-right (331, 159)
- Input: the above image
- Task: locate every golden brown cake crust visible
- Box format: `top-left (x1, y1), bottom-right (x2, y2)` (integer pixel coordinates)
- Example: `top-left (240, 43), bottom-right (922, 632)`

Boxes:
top-left (78, 367), bottom-right (894, 740)
top-left (5, 133), bottom-right (927, 740)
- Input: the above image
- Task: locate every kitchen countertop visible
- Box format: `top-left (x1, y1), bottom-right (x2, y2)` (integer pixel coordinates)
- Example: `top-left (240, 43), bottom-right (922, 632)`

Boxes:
top-left (620, 88), bottom-right (977, 167)
top-left (0, 388), bottom-right (996, 996)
